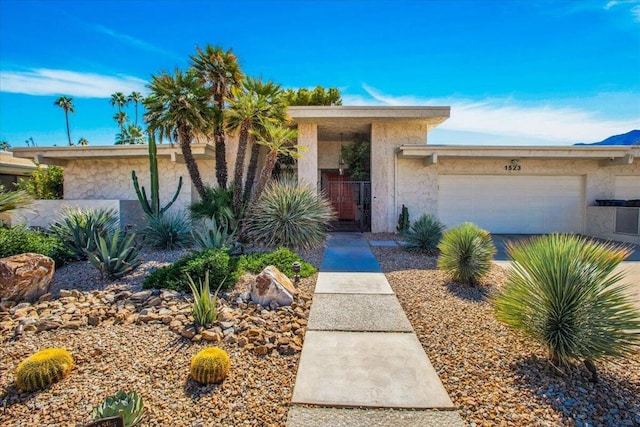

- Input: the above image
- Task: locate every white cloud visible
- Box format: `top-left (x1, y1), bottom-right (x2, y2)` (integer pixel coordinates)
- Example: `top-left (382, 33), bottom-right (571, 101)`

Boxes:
top-left (93, 25), bottom-right (182, 60)
top-left (345, 84), bottom-right (640, 145)
top-left (0, 68), bottom-right (148, 98)
top-left (632, 5), bottom-right (640, 20)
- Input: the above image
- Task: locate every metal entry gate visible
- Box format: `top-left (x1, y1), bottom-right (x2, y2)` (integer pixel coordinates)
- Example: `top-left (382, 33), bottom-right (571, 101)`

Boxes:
top-left (322, 180), bottom-right (371, 232)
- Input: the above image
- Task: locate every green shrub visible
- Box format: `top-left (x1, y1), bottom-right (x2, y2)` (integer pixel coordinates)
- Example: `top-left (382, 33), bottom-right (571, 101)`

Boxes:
top-left (143, 249), bottom-right (238, 292)
top-left (187, 271), bottom-right (222, 327)
top-left (402, 213), bottom-right (444, 254)
top-left (93, 390), bottom-right (145, 427)
top-left (50, 207), bottom-right (118, 260)
top-left (244, 180), bottom-right (335, 250)
top-left (0, 226), bottom-right (69, 266)
top-left (437, 222), bottom-right (495, 284)
top-left (15, 165), bottom-right (63, 199)
top-left (15, 348), bottom-right (74, 392)
top-left (85, 230), bottom-right (142, 279)
top-left (237, 247), bottom-right (316, 277)
top-left (494, 234), bottom-right (640, 370)
top-left (142, 212), bottom-right (192, 250)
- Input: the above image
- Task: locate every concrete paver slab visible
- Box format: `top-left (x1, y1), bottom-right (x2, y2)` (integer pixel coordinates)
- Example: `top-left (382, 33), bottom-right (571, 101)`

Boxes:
top-left (369, 240), bottom-right (398, 247)
top-left (315, 272), bottom-right (394, 294)
top-left (291, 331), bottom-right (455, 409)
top-left (308, 294), bottom-right (413, 332)
top-left (320, 246), bottom-right (381, 272)
top-left (286, 406), bottom-right (465, 427)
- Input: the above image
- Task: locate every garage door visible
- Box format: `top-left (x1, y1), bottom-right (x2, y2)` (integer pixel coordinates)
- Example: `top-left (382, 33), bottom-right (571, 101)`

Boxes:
top-left (438, 175), bottom-right (584, 234)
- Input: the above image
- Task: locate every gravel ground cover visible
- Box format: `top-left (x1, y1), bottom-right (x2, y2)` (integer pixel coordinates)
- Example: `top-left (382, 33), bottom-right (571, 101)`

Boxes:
top-left (1, 245), bottom-right (323, 427)
top-left (370, 240), bottom-right (640, 427)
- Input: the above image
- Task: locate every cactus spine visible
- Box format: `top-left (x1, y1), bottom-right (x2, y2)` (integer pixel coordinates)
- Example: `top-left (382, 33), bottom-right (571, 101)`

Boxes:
top-left (15, 348), bottom-right (74, 392)
top-left (190, 347), bottom-right (230, 385)
top-left (132, 133), bottom-right (183, 218)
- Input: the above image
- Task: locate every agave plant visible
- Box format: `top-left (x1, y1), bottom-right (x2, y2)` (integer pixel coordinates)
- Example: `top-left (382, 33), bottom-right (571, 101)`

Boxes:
top-left (50, 207), bottom-right (118, 259)
top-left (494, 234), bottom-right (640, 373)
top-left (85, 230), bottom-right (141, 279)
top-left (0, 186), bottom-right (33, 227)
top-left (402, 213), bottom-right (445, 254)
top-left (187, 271), bottom-right (223, 327)
top-left (244, 179), bottom-right (335, 250)
top-left (142, 212), bottom-right (192, 250)
top-left (437, 222), bottom-right (495, 284)
top-left (93, 390), bottom-right (145, 427)
top-left (192, 216), bottom-right (240, 252)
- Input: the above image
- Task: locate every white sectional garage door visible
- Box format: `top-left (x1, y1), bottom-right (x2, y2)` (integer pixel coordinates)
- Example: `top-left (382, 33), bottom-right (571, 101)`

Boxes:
top-left (438, 175), bottom-right (584, 234)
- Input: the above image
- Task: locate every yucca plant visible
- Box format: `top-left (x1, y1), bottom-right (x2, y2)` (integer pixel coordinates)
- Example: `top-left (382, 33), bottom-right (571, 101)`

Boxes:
top-left (437, 222), bottom-right (496, 284)
top-left (494, 234), bottom-right (640, 374)
top-left (244, 180), bottom-right (335, 250)
top-left (402, 213), bottom-right (445, 254)
top-left (85, 230), bottom-right (142, 279)
top-left (50, 207), bottom-right (118, 259)
top-left (192, 216), bottom-right (240, 252)
top-left (187, 271), bottom-right (223, 327)
top-left (142, 212), bottom-right (192, 250)
top-left (92, 390), bottom-right (145, 427)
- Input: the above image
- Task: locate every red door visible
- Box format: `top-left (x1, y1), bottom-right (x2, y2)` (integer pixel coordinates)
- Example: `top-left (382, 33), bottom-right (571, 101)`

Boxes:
top-left (326, 173), bottom-right (356, 220)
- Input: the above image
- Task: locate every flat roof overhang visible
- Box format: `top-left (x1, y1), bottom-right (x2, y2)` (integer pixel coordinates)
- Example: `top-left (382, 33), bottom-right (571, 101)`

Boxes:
top-left (289, 106), bottom-right (451, 141)
top-left (0, 152), bottom-right (39, 175)
top-left (11, 143), bottom-right (216, 166)
top-left (397, 145), bottom-right (639, 167)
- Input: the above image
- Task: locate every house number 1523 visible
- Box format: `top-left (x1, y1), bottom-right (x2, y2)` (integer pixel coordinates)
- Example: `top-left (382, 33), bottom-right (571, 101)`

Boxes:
top-left (504, 164), bottom-right (522, 171)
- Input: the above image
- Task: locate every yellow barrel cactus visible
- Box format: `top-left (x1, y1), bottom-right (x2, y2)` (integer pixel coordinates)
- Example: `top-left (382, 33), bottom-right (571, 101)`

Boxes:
top-left (190, 347), bottom-right (230, 385)
top-left (15, 348), bottom-right (74, 392)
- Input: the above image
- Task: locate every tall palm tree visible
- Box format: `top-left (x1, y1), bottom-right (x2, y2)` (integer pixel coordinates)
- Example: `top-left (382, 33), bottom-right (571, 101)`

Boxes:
top-left (0, 141), bottom-right (10, 151)
top-left (127, 91), bottom-right (143, 126)
top-left (113, 111), bottom-right (129, 135)
top-left (144, 68), bottom-right (217, 199)
top-left (250, 122), bottom-right (302, 207)
top-left (191, 44), bottom-right (243, 189)
top-left (54, 96), bottom-right (75, 146)
top-left (78, 138), bottom-right (89, 146)
top-left (241, 78), bottom-right (287, 203)
top-left (111, 92), bottom-right (129, 136)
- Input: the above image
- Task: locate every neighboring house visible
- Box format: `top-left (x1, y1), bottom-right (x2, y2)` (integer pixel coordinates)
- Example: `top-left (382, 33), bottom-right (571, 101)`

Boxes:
top-left (0, 150), bottom-right (39, 189)
top-left (11, 106), bottom-right (640, 244)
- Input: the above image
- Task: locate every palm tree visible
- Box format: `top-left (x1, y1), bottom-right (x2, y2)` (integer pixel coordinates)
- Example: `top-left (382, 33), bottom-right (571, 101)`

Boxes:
top-left (0, 141), bottom-right (10, 151)
top-left (250, 122), bottom-right (302, 207)
top-left (144, 68), bottom-right (217, 199)
top-left (127, 91), bottom-right (143, 126)
top-left (113, 111), bottom-right (129, 136)
top-left (191, 44), bottom-right (243, 189)
top-left (110, 92), bottom-right (128, 112)
top-left (78, 138), bottom-right (89, 146)
top-left (54, 96), bottom-right (75, 146)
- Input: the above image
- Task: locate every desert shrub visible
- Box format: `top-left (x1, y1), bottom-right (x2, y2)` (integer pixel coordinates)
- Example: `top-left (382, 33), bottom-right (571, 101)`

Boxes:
top-left (15, 165), bottom-right (63, 199)
top-left (85, 230), bottom-right (142, 279)
top-left (15, 348), bottom-right (74, 392)
top-left (402, 213), bottom-right (445, 254)
top-left (142, 212), bottom-right (192, 250)
top-left (50, 207), bottom-right (118, 260)
top-left (187, 271), bottom-right (222, 327)
top-left (244, 180), bottom-right (335, 250)
top-left (0, 226), bottom-right (70, 266)
top-left (190, 347), bottom-right (230, 384)
top-left (143, 249), bottom-right (238, 292)
top-left (494, 234), bottom-right (640, 371)
top-left (237, 247), bottom-right (316, 277)
top-left (437, 222), bottom-right (495, 284)
top-left (93, 390), bottom-right (145, 427)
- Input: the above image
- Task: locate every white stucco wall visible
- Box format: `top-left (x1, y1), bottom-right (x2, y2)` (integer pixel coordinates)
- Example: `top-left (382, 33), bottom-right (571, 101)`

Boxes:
top-left (12, 199), bottom-right (121, 229)
top-left (297, 123), bottom-right (318, 187)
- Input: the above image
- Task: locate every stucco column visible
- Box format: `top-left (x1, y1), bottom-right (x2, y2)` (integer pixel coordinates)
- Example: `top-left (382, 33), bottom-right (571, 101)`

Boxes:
top-left (370, 123), bottom-right (393, 233)
top-left (297, 122), bottom-right (318, 188)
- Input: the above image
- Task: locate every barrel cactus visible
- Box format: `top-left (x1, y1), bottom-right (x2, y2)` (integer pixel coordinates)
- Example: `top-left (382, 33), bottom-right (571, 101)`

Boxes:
top-left (15, 348), bottom-right (74, 392)
top-left (190, 347), bottom-right (230, 385)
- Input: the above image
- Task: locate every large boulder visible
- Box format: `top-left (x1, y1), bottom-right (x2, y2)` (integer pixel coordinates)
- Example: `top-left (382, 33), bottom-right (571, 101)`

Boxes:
top-left (0, 253), bottom-right (55, 302)
top-left (249, 265), bottom-right (297, 308)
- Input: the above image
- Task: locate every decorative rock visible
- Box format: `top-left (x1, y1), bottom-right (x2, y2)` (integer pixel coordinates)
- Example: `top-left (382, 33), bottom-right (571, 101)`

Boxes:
top-left (0, 254), bottom-right (55, 303)
top-left (181, 326), bottom-right (196, 339)
top-left (201, 330), bottom-right (221, 342)
top-left (249, 266), bottom-right (297, 308)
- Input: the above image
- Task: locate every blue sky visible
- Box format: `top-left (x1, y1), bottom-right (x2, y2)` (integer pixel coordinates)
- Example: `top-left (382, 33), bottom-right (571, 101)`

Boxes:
top-left (0, 0), bottom-right (639, 147)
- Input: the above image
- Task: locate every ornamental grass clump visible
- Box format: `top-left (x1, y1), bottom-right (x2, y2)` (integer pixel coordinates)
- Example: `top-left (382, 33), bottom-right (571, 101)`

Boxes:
top-left (494, 234), bottom-right (640, 374)
top-left (92, 390), bottom-right (145, 427)
top-left (187, 271), bottom-right (223, 327)
top-left (244, 180), bottom-right (335, 250)
top-left (437, 222), bottom-right (495, 284)
top-left (190, 347), bottom-right (230, 385)
top-left (402, 213), bottom-right (445, 254)
top-left (15, 348), bottom-right (74, 392)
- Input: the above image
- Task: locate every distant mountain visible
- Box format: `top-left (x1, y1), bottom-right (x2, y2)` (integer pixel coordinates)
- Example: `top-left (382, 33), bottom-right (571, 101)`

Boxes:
top-left (575, 129), bottom-right (640, 146)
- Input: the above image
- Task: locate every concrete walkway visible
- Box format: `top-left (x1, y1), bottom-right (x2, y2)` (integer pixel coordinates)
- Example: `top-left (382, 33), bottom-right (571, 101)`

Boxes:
top-left (287, 233), bottom-right (464, 426)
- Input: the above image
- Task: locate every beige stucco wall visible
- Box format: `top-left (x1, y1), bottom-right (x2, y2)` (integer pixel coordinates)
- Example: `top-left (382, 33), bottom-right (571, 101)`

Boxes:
top-left (297, 123), bottom-right (318, 187)
top-left (13, 199), bottom-right (122, 229)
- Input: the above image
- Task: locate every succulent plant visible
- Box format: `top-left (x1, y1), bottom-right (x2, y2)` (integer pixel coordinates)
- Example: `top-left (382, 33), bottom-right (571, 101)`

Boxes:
top-left (187, 271), bottom-right (223, 327)
top-left (85, 230), bottom-right (142, 279)
top-left (50, 207), bottom-right (119, 260)
top-left (190, 347), bottom-right (230, 385)
top-left (15, 348), bottom-right (74, 392)
top-left (402, 213), bottom-right (445, 254)
top-left (92, 390), bottom-right (145, 427)
top-left (438, 222), bottom-right (496, 285)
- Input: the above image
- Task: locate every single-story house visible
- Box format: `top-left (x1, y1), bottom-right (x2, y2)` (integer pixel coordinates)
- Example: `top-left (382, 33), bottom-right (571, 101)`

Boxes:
top-left (9, 106), bottom-right (640, 244)
top-left (0, 150), bottom-right (39, 189)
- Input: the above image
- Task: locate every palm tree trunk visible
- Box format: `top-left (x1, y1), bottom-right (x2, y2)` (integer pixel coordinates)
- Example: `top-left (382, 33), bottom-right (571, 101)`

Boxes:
top-left (251, 151), bottom-right (278, 207)
top-left (232, 121), bottom-right (250, 212)
top-left (179, 127), bottom-right (207, 199)
top-left (65, 111), bottom-right (72, 146)
top-left (214, 127), bottom-right (228, 188)
top-left (243, 141), bottom-right (260, 203)
top-left (134, 102), bottom-right (138, 127)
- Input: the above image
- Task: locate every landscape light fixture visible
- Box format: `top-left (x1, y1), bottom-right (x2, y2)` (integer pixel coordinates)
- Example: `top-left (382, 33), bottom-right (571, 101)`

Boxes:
top-left (292, 262), bottom-right (301, 287)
